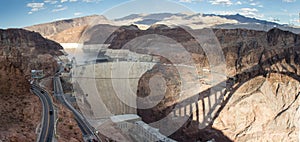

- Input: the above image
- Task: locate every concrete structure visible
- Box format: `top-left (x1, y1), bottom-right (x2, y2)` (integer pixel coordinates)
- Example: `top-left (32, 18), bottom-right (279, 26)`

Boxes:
top-left (73, 62), bottom-right (156, 117)
top-left (60, 43), bottom-right (81, 49)
top-left (110, 114), bottom-right (176, 142)
top-left (31, 70), bottom-right (44, 79)
top-left (111, 114), bottom-right (141, 132)
top-left (82, 44), bottom-right (110, 53)
top-left (104, 49), bottom-right (160, 63)
top-left (131, 121), bottom-right (176, 142)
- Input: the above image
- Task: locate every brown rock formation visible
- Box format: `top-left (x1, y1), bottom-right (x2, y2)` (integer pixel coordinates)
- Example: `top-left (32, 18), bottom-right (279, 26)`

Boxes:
top-left (56, 104), bottom-right (83, 142)
top-left (103, 26), bottom-right (300, 141)
top-left (24, 15), bottom-right (113, 43)
top-left (0, 29), bottom-right (62, 141)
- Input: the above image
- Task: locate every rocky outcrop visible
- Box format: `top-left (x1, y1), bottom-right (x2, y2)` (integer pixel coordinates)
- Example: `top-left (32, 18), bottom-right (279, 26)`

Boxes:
top-left (0, 29), bottom-right (62, 141)
top-left (103, 25), bottom-right (300, 76)
top-left (0, 29), bottom-right (62, 53)
top-left (25, 15), bottom-right (112, 43)
top-left (56, 103), bottom-right (84, 142)
top-left (118, 27), bottom-right (300, 141)
top-left (213, 74), bottom-right (299, 142)
top-left (211, 28), bottom-right (300, 142)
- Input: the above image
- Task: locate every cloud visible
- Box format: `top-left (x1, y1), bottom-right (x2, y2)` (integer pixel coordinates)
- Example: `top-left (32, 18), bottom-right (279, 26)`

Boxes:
top-left (249, 2), bottom-right (263, 7)
top-left (27, 3), bottom-right (45, 12)
top-left (60, 0), bottom-right (100, 3)
top-left (209, 0), bottom-right (233, 6)
top-left (212, 7), bottom-right (263, 19)
top-left (52, 6), bottom-right (68, 12)
top-left (56, 4), bottom-right (63, 7)
top-left (178, 0), bottom-right (202, 3)
top-left (212, 10), bottom-right (236, 15)
top-left (44, 0), bottom-right (58, 4)
top-left (236, 1), bottom-right (242, 5)
top-left (82, 0), bottom-right (101, 2)
top-left (179, 0), bottom-right (192, 2)
top-left (290, 18), bottom-right (299, 23)
top-left (238, 8), bottom-right (263, 18)
top-left (250, 2), bottom-right (257, 6)
top-left (240, 8), bottom-right (258, 12)
top-left (282, 0), bottom-right (296, 2)
top-left (74, 12), bottom-right (82, 16)
top-left (60, 0), bottom-right (77, 3)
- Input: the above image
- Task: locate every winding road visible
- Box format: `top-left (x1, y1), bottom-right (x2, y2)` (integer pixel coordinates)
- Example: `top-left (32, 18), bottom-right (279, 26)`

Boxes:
top-left (53, 75), bottom-right (101, 142)
top-left (31, 84), bottom-right (55, 142)
top-left (31, 75), bottom-right (101, 142)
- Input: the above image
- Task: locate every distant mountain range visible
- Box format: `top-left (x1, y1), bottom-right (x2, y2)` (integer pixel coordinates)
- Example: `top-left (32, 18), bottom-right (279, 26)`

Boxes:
top-left (114, 13), bottom-right (299, 32)
top-left (203, 13), bottom-right (280, 26)
top-left (24, 12), bottom-right (300, 43)
top-left (116, 13), bottom-right (280, 25)
top-left (115, 13), bottom-right (186, 21)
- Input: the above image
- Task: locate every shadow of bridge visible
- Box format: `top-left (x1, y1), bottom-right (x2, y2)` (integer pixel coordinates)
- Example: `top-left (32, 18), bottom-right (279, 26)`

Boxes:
top-left (159, 43), bottom-right (300, 141)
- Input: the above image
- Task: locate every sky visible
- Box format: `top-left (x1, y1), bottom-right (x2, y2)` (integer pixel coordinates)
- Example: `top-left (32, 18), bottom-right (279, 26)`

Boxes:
top-left (0, 0), bottom-right (299, 28)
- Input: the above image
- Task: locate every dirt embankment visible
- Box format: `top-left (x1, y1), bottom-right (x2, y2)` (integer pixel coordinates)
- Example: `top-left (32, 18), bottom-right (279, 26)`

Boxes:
top-left (0, 29), bottom-right (62, 141)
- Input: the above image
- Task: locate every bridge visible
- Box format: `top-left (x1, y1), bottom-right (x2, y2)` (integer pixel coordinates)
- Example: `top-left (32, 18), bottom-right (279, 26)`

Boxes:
top-left (160, 43), bottom-right (300, 134)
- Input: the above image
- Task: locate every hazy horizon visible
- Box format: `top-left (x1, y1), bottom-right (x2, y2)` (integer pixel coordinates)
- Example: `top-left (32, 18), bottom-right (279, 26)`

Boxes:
top-left (1, 0), bottom-right (299, 28)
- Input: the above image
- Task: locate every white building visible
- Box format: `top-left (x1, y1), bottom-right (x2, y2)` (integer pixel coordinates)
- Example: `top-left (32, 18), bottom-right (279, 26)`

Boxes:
top-left (110, 114), bottom-right (141, 132)
top-left (110, 114), bottom-right (177, 142)
top-left (132, 121), bottom-right (177, 142)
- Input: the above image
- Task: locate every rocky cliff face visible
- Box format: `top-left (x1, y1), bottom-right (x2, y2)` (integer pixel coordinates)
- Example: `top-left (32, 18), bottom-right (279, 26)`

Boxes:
top-left (211, 28), bottom-right (300, 142)
top-left (104, 26), bottom-right (300, 141)
top-left (25, 15), bottom-right (112, 43)
top-left (0, 29), bottom-right (62, 141)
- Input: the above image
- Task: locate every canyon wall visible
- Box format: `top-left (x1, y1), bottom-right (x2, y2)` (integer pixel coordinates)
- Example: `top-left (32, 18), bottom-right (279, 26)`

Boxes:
top-left (103, 26), bottom-right (300, 141)
top-left (0, 29), bottom-right (61, 141)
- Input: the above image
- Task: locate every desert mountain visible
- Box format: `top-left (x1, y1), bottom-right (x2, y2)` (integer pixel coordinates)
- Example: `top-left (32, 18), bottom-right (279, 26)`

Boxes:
top-left (204, 13), bottom-right (280, 25)
top-left (114, 12), bottom-right (280, 26)
top-left (24, 15), bottom-right (112, 43)
top-left (115, 13), bottom-right (300, 33)
top-left (0, 29), bottom-right (85, 142)
top-left (25, 13), bottom-right (300, 44)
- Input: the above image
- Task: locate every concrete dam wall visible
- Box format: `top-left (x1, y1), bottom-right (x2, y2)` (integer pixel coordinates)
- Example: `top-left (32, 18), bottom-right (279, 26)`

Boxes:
top-left (73, 62), bottom-right (156, 118)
